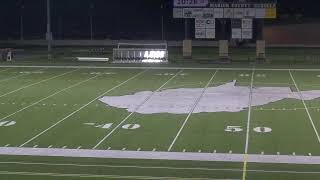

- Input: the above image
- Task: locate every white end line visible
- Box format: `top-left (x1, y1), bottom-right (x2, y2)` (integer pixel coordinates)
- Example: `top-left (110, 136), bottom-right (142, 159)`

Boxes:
top-left (244, 69), bottom-right (255, 154)
top-left (19, 70), bottom-right (147, 147)
top-left (0, 68), bottom-right (78, 98)
top-left (92, 70), bottom-right (184, 149)
top-left (0, 75), bottom-right (100, 121)
top-left (289, 70), bottom-right (320, 143)
top-left (167, 70), bottom-right (218, 152)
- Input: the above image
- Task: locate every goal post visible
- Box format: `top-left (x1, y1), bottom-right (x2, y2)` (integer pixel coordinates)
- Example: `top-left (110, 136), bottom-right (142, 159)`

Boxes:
top-left (113, 42), bottom-right (168, 63)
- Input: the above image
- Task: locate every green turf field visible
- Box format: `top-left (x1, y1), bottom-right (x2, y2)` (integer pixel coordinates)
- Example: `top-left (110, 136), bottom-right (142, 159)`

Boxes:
top-left (0, 65), bottom-right (320, 180)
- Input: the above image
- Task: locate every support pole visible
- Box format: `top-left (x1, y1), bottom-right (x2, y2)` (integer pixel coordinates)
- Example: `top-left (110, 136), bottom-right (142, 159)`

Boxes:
top-left (46, 0), bottom-right (52, 60)
top-left (256, 19), bottom-right (266, 62)
top-left (183, 19), bottom-right (192, 59)
top-left (20, 5), bottom-right (24, 40)
top-left (219, 19), bottom-right (229, 62)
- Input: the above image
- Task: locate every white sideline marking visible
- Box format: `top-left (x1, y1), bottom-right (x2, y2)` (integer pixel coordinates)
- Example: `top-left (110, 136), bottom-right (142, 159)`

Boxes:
top-left (4, 147), bottom-right (320, 165)
top-left (0, 75), bottom-right (99, 121)
top-left (19, 70), bottom-right (147, 147)
top-left (0, 69), bottom-right (77, 98)
top-left (244, 69), bottom-right (255, 154)
top-left (6, 65), bottom-right (320, 71)
top-left (0, 171), bottom-right (229, 180)
top-left (289, 70), bottom-right (320, 143)
top-left (92, 70), bottom-right (184, 149)
top-left (0, 162), bottom-right (320, 174)
top-left (3, 161), bottom-right (320, 175)
top-left (167, 70), bottom-right (218, 152)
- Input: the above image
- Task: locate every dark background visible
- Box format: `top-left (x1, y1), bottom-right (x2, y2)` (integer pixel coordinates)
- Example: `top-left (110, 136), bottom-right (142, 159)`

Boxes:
top-left (0, 0), bottom-right (318, 40)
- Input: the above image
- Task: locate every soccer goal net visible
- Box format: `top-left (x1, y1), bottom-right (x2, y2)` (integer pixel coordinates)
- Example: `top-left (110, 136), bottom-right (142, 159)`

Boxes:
top-left (113, 42), bottom-right (168, 63)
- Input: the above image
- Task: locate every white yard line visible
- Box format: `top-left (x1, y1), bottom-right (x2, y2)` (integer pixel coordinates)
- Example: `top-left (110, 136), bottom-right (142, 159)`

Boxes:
top-left (244, 69), bottom-right (255, 154)
top-left (0, 68), bottom-right (78, 98)
top-left (19, 70), bottom-right (147, 147)
top-left (167, 70), bottom-right (218, 152)
top-left (5, 65), bottom-right (320, 71)
top-left (0, 171), bottom-right (228, 180)
top-left (242, 69), bottom-right (255, 180)
top-left (0, 75), bottom-right (100, 121)
top-left (289, 70), bottom-right (320, 143)
top-left (92, 70), bottom-right (184, 149)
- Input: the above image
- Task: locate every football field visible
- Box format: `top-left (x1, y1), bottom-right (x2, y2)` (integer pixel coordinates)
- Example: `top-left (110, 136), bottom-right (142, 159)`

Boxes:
top-left (1, 66), bottom-right (320, 179)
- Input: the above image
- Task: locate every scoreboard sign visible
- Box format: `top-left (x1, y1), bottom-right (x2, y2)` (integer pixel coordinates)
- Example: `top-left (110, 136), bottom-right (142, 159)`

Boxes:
top-left (173, 0), bottom-right (277, 19)
top-left (195, 19), bottom-right (215, 39)
top-left (174, 0), bottom-right (209, 7)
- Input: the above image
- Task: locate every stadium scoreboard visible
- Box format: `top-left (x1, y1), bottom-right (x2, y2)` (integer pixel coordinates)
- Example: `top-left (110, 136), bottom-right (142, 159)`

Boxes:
top-left (173, 0), bottom-right (277, 39)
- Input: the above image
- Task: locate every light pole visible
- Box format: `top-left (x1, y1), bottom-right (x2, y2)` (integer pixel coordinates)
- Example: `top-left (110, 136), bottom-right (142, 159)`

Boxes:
top-left (90, 3), bottom-right (94, 40)
top-left (20, 4), bottom-right (24, 40)
top-left (46, 0), bottom-right (52, 59)
top-left (161, 3), bottom-right (164, 40)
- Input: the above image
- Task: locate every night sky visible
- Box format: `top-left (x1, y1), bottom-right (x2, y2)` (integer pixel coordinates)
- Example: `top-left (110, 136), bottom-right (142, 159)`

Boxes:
top-left (0, 0), bottom-right (318, 40)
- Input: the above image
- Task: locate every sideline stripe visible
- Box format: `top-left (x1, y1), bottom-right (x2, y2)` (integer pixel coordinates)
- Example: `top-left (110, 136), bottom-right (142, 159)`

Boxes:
top-left (242, 69), bottom-right (255, 180)
top-left (92, 70), bottom-right (184, 149)
top-left (167, 70), bottom-right (218, 152)
top-left (0, 68), bottom-right (78, 98)
top-left (0, 171), bottom-right (231, 180)
top-left (4, 65), bottom-right (320, 71)
top-left (289, 70), bottom-right (320, 143)
top-left (0, 161), bottom-right (320, 175)
top-left (19, 70), bottom-right (147, 147)
top-left (0, 74), bottom-right (100, 121)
